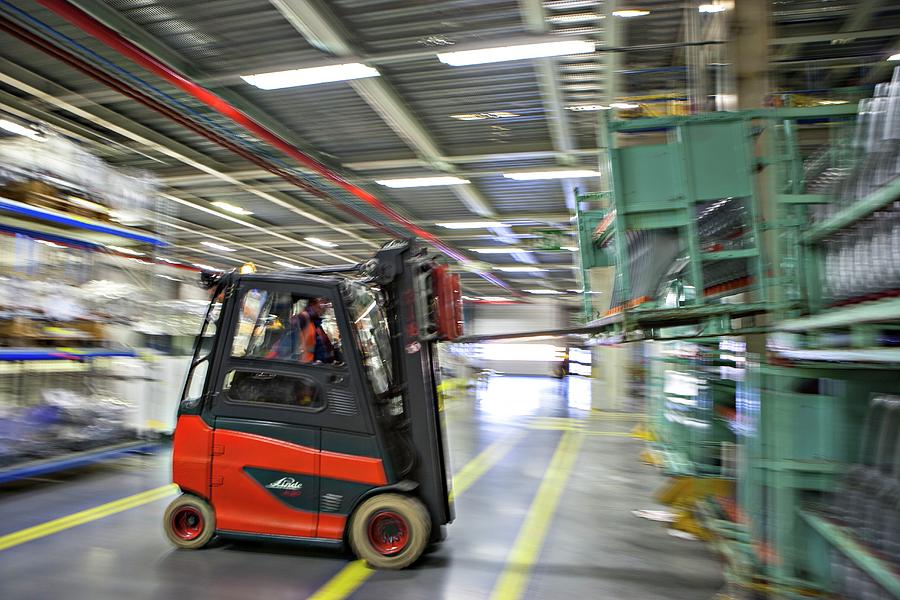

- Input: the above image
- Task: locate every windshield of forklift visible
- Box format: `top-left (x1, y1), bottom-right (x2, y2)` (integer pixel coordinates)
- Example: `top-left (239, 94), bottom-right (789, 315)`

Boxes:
top-left (346, 284), bottom-right (393, 396)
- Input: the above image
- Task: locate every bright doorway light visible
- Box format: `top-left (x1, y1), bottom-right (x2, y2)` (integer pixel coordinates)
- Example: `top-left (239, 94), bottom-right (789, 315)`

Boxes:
top-left (437, 40), bottom-right (595, 66)
top-left (241, 63), bottom-right (380, 90)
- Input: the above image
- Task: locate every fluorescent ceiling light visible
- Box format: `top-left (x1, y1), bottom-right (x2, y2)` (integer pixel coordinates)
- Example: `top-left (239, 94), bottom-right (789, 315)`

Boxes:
top-left (211, 201), bottom-right (253, 216)
top-left (495, 266), bottom-right (550, 272)
top-left (201, 241), bottom-right (236, 252)
top-left (818, 100), bottom-right (848, 105)
top-left (0, 119), bottom-right (40, 139)
top-left (889, 53), bottom-right (900, 62)
top-left (469, 247), bottom-right (529, 254)
top-left (610, 102), bottom-right (639, 109)
top-left (275, 260), bottom-right (301, 269)
top-left (450, 111), bottom-right (519, 121)
top-left (305, 236), bottom-right (339, 248)
top-left (561, 246), bottom-right (579, 251)
top-left (437, 40), bottom-right (595, 66)
top-left (698, 4), bottom-right (727, 12)
top-left (479, 296), bottom-right (517, 302)
top-left (241, 63), bottom-right (379, 90)
top-left (376, 176), bottom-right (470, 188)
top-left (107, 245), bottom-right (145, 256)
top-left (503, 169), bottom-right (601, 180)
top-left (436, 220), bottom-right (507, 229)
top-left (193, 263), bottom-right (223, 271)
top-left (547, 13), bottom-right (604, 24)
top-left (612, 9), bottom-right (650, 17)
top-left (524, 288), bottom-right (565, 294)
top-left (565, 104), bottom-right (610, 111)
top-left (545, 0), bottom-right (599, 9)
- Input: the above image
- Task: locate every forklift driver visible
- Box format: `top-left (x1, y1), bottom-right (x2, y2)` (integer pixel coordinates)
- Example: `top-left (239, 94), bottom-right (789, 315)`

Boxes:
top-left (265, 297), bottom-right (337, 364)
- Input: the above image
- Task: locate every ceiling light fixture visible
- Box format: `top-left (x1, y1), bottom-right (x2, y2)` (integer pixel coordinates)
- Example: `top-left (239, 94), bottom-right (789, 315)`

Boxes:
top-left (610, 102), bottom-right (640, 109)
top-left (495, 266), bottom-right (550, 272)
top-left (547, 13), bottom-right (605, 24)
top-left (275, 260), bottom-right (302, 269)
top-left (211, 201), bottom-right (253, 216)
top-left (241, 63), bottom-right (380, 90)
top-left (192, 263), bottom-right (223, 271)
top-left (479, 296), bottom-right (518, 302)
top-left (305, 236), bottom-right (339, 248)
top-left (561, 246), bottom-right (579, 251)
top-left (818, 100), bottom-right (848, 105)
top-left (450, 111), bottom-right (519, 121)
top-left (436, 40), bottom-right (595, 66)
top-left (698, 4), bottom-right (727, 13)
top-left (376, 176), bottom-right (470, 188)
top-left (524, 288), bottom-right (565, 294)
top-left (545, 0), bottom-right (600, 9)
top-left (612, 9), bottom-right (650, 17)
top-left (201, 241), bottom-right (236, 252)
top-left (0, 119), bottom-right (41, 139)
top-left (889, 53), bottom-right (900, 62)
top-left (35, 239), bottom-right (65, 248)
top-left (502, 169), bottom-right (602, 180)
top-left (469, 247), bottom-right (529, 254)
top-left (565, 104), bottom-right (610, 111)
top-left (436, 220), bottom-right (507, 229)
top-left (106, 245), bottom-right (145, 256)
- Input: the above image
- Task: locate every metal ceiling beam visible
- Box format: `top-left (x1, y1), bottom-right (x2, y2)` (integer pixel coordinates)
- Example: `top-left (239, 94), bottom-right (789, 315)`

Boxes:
top-left (64, 0), bottom-right (337, 165)
top-left (518, 0), bottom-right (583, 212)
top-left (863, 38), bottom-right (900, 84)
top-left (268, 0), bottom-right (496, 219)
top-left (774, 0), bottom-right (884, 62)
top-left (771, 26), bottom-right (900, 46)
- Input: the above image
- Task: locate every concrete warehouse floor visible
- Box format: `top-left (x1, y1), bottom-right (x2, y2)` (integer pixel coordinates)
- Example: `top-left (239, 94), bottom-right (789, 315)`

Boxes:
top-left (0, 375), bottom-right (723, 599)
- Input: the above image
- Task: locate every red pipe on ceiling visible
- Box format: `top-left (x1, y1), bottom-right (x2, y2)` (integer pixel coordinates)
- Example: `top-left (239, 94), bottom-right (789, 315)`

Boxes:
top-left (34, 0), bottom-right (487, 271)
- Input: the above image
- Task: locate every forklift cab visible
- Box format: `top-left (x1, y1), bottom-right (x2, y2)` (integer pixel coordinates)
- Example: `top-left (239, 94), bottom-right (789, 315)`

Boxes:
top-left (164, 240), bottom-right (462, 569)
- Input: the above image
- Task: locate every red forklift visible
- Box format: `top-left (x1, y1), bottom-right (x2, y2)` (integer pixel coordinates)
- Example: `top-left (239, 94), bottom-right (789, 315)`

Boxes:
top-left (162, 240), bottom-right (463, 569)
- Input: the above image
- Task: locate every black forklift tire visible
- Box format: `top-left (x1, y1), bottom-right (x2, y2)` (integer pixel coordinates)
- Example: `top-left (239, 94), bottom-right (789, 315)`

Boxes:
top-left (348, 493), bottom-right (431, 569)
top-left (163, 493), bottom-right (216, 550)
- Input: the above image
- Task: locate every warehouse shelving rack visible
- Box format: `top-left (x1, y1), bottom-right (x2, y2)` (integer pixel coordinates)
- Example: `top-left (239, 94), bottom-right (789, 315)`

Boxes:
top-left (571, 102), bottom-right (900, 597)
top-left (0, 347), bottom-right (157, 484)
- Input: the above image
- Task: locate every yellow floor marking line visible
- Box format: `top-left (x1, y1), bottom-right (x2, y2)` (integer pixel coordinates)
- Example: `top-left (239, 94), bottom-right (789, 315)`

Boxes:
top-left (450, 430), bottom-right (524, 501)
top-left (308, 429), bottom-right (524, 600)
top-left (489, 430), bottom-right (584, 600)
top-left (0, 483), bottom-right (177, 552)
top-left (307, 559), bottom-right (373, 600)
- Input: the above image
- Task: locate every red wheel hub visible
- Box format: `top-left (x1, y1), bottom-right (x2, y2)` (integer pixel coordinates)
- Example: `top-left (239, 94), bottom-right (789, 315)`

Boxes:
top-left (367, 511), bottom-right (409, 556)
top-left (171, 506), bottom-right (204, 541)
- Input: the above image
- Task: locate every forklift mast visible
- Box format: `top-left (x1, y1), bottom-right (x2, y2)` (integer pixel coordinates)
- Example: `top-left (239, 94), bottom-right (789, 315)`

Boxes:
top-left (372, 240), bottom-right (460, 529)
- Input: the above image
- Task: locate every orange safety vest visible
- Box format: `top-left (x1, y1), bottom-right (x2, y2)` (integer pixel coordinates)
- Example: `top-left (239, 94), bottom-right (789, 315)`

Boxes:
top-left (297, 310), bottom-right (316, 363)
